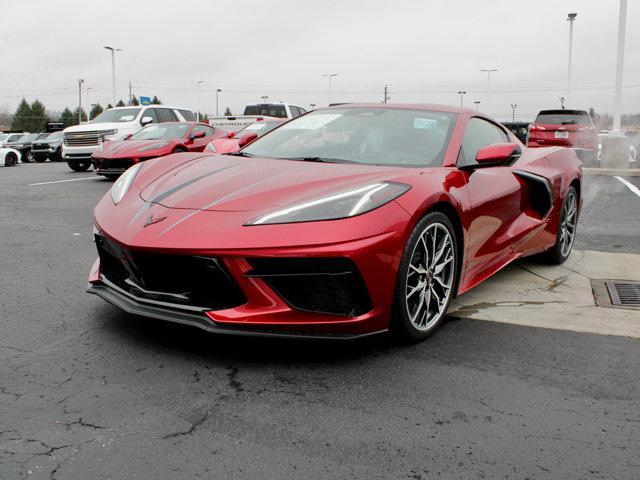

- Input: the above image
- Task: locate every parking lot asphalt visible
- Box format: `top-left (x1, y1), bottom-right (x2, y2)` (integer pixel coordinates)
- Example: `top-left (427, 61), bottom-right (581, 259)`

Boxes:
top-left (1, 163), bottom-right (639, 480)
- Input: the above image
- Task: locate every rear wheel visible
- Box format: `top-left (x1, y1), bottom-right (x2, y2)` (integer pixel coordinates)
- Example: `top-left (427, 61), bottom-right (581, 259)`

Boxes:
top-left (391, 212), bottom-right (458, 341)
top-left (34, 154), bottom-right (47, 163)
top-left (67, 159), bottom-right (91, 172)
top-left (5, 151), bottom-right (18, 167)
top-left (543, 186), bottom-right (578, 265)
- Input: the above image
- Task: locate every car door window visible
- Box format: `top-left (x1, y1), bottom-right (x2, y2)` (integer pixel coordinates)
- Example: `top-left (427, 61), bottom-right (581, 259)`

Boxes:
top-left (156, 108), bottom-right (178, 123)
top-left (177, 109), bottom-right (196, 121)
top-left (458, 117), bottom-right (509, 167)
top-left (290, 106), bottom-right (301, 118)
top-left (191, 125), bottom-right (215, 137)
top-left (141, 108), bottom-right (159, 124)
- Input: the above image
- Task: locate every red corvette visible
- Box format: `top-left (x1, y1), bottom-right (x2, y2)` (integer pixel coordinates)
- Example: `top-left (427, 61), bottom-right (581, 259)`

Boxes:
top-left (205, 119), bottom-right (287, 154)
top-left (88, 104), bottom-right (582, 341)
top-left (91, 122), bottom-right (225, 179)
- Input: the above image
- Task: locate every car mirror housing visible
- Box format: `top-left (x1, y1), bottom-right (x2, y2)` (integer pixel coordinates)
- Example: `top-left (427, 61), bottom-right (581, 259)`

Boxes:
top-left (238, 132), bottom-right (258, 148)
top-left (140, 116), bottom-right (153, 126)
top-left (475, 143), bottom-right (521, 165)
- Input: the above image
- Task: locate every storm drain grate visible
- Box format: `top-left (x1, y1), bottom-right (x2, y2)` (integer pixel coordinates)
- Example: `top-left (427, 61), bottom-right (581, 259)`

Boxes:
top-left (606, 281), bottom-right (640, 307)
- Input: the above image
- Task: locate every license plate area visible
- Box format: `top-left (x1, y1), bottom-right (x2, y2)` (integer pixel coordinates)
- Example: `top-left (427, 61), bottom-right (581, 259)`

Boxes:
top-left (555, 131), bottom-right (569, 139)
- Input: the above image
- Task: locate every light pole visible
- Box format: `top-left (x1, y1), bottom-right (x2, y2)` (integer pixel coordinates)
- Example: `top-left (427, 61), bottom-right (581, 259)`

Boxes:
top-left (310, 103), bottom-right (317, 109)
top-left (474, 100), bottom-right (481, 111)
top-left (566, 13), bottom-right (577, 105)
top-left (195, 81), bottom-right (204, 121)
top-left (103, 46), bottom-right (121, 106)
top-left (86, 86), bottom-right (93, 120)
top-left (480, 68), bottom-right (497, 108)
top-left (457, 91), bottom-right (466, 108)
top-left (559, 96), bottom-right (566, 109)
top-left (260, 95), bottom-right (269, 103)
top-left (323, 73), bottom-right (338, 105)
top-left (510, 104), bottom-right (518, 122)
top-left (613, 0), bottom-right (627, 133)
top-left (216, 89), bottom-right (221, 116)
top-left (77, 79), bottom-right (84, 124)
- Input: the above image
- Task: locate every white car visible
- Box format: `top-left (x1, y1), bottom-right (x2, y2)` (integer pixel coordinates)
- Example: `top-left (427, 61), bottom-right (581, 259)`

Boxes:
top-left (0, 147), bottom-right (21, 167)
top-left (208, 102), bottom-right (307, 130)
top-left (62, 105), bottom-right (196, 171)
top-left (0, 132), bottom-right (26, 148)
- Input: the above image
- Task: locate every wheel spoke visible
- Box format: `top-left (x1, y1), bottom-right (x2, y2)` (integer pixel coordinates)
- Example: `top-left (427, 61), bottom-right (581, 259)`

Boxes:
top-left (433, 274), bottom-right (451, 289)
top-left (433, 253), bottom-right (453, 275)
top-left (406, 282), bottom-right (423, 299)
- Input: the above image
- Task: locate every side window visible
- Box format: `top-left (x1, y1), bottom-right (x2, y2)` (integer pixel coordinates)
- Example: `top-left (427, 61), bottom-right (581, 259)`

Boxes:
top-left (191, 125), bottom-right (215, 137)
top-left (298, 106), bottom-right (307, 114)
top-left (156, 108), bottom-right (178, 123)
top-left (141, 108), bottom-right (158, 124)
top-left (289, 106), bottom-right (300, 118)
top-left (178, 109), bottom-right (196, 121)
top-left (458, 117), bottom-right (509, 166)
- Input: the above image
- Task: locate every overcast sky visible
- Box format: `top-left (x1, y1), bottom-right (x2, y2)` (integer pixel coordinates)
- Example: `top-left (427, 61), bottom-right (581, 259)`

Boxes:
top-left (0, 0), bottom-right (638, 121)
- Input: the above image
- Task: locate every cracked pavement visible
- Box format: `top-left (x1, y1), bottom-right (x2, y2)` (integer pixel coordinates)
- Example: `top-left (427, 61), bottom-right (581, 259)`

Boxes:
top-left (1, 164), bottom-right (639, 479)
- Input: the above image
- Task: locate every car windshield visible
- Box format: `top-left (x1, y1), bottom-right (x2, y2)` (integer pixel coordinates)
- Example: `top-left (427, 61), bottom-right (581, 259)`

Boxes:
top-left (0, 134), bottom-right (9, 141)
top-left (234, 121), bottom-right (283, 139)
top-left (535, 111), bottom-right (590, 125)
top-left (47, 131), bottom-right (64, 140)
top-left (243, 105), bottom-right (288, 118)
top-left (92, 108), bottom-right (141, 123)
top-left (242, 108), bottom-right (457, 167)
top-left (35, 132), bottom-right (51, 140)
top-left (17, 134), bottom-right (37, 143)
top-left (131, 123), bottom-right (189, 140)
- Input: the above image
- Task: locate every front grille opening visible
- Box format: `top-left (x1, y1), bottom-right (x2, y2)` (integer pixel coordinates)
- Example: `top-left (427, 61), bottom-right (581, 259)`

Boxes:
top-left (247, 258), bottom-right (373, 317)
top-left (93, 157), bottom-right (134, 170)
top-left (606, 281), bottom-right (640, 307)
top-left (95, 234), bottom-right (246, 310)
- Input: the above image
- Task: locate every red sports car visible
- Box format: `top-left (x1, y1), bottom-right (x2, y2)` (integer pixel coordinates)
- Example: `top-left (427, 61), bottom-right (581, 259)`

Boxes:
top-left (205, 119), bottom-right (287, 154)
top-left (91, 122), bottom-right (226, 179)
top-left (88, 104), bottom-right (582, 341)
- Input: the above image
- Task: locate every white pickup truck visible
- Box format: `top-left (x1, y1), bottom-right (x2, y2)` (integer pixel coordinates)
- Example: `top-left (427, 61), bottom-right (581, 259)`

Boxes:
top-left (208, 103), bottom-right (307, 130)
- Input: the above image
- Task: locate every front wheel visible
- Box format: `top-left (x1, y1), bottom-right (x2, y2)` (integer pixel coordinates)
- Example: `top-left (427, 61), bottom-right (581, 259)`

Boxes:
top-left (67, 160), bottom-right (91, 172)
top-left (542, 186), bottom-right (578, 265)
top-left (391, 212), bottom-right (459, 341)
top-left (5, 151), bottom-right (18, 167)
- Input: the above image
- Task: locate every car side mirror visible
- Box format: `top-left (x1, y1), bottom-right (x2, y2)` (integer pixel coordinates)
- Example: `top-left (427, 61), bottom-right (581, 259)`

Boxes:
top-left (140, 116), bottom-right (153, 126)
top-left (475, 143), bottom-right (521, 166)
top-left (238, 132), bottom-right (258, 148)
top-left (193, 130), bottom-right (206, 139)
top-left (226, 131), bottom-right (235, 139)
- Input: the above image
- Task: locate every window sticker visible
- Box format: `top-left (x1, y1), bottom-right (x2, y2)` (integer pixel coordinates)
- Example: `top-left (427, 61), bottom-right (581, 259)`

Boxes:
top-left (413, 118), bottom-right (438, 129)
top-left (281, 113), bottom-right (342, 130)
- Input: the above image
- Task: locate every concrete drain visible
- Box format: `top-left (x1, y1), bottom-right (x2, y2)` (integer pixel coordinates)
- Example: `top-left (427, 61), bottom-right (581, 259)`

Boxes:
top-left (591, 279), bottom-right (640, 310)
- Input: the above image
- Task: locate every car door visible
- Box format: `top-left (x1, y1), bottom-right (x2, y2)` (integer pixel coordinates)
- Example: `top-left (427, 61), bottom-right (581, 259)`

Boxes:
top-left (457, 117), bottom-right (524, 285)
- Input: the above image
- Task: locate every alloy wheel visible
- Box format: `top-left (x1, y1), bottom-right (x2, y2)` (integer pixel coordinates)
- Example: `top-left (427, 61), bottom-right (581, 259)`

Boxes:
top-left (560, 191), bottom-right (578, 257)
top-left (405, 222), bottom-right (455, 331)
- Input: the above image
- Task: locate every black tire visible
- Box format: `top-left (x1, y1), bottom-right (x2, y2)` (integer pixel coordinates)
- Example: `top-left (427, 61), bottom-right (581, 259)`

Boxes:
top-left (52, 148), bottom-right (63, 162)
top-left (104, 174), bottom-right (119, 181)
top-left (5, 151), bottom-right (18, 167)
top-left (21, 150), bottom-right (31, 163)
top-left (67, 160), bottom-right (91, 172)
top-left (391, 212), bottom-right (459, 342)
top-left (541, 186), bottom-right (578, 265)
top-left (34, 154), bottom-right (47, 163)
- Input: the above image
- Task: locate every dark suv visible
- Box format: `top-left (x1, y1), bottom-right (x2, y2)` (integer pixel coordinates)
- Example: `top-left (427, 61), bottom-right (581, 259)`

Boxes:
top-left (31, 131), bottom-right (64, 162)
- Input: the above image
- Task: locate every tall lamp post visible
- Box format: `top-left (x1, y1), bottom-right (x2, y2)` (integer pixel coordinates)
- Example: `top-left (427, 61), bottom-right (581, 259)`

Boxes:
top-left (77, 79), bottom-right (84, 124)
top-left (480, 68), bottom-right (497, 108)
top-left (566, 13), bottom-right (577, 105)
top-left (510, 104), bottom-right (518, 122)
top-left (613, 0), bottom-right (627, 133)
top-left (261, 95), bottom-right (269, 103)
top-left (323, 73), bottom-right (338, 105)
top-left (103, 46), bottom-right (121, 106)
top-left (195, 81), bottom-right (204, 121)
top-left (86, 86), bottom-right (93, 120)
top-left (474, 100), bottom-right (481, 111)
top-left (457, 90), bottom-right (466, 108)
top-left (216, 89), bottom-right (222, 116)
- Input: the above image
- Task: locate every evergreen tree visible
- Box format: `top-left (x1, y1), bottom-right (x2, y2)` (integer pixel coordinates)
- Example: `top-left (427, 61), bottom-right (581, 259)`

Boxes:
top-left (11, 98), bottom-right (32, 131)
top-left (199, 112), bottom-right (209, 123)
top-left (130, 97), bottom-right (140, 106)
top-left (116, 99), bottom-right (126, 107)
top-left (73, 107), bottom-right (88, 123)
top-left (29, 99), bottom-right (48, 132)
top-left (223, 107), bottom-right (232, 116)
top-left (90, 103), bottom-right (104, 120)
top-left (60, 107), bottom-right (76, 128)
top-left (151, 96), bottom-right (162, 105)
top-left (107, 103), bottom-right (113, 109)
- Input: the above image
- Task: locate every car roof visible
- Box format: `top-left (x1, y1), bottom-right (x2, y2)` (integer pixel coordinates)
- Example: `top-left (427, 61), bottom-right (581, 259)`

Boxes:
top-left (320, 102), bottom-right (473, 114)
top-left (537, 109), bottom-right (588, 115)
top-left (107, 105), bottom-right (192, 110)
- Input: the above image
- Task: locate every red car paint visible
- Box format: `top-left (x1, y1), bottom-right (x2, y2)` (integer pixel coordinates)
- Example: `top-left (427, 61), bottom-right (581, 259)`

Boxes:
top-left (89, 104), bottom-right (582, 338)
top-left (206, 120), bottom-right (287, 154)
top-left (91, 122), bottom-right (226, 177)
top-left (527, 109), bottom-right (597, 161)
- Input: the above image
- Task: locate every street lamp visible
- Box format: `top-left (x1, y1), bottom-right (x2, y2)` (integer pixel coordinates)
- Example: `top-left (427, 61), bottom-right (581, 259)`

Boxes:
top-left (195, 81), bottom-right (204, 121)
top-left (322, 73), bottom-right (338, 105)
top-left (216, 89), bottom-right (222, 116)
top-left (103, 46), bottom-right (121, 106)
top-left (480, 68), bottom-right (498, 107)
top-left (474, 100), bottom-right (481, 111)
top-left (613, 0), bottom-right (627, 133)
top-left (559, 96), bottom-right (566, 109)
top-left (510, 104), bottom-right (518, 122)
top-left (457, 90), bottom-right (466, 108)
top-left (77, 79), bottom-right (84, 124)
top-left (86, 86), bottom-right (93, 120)
top-left (566, 13), bottom-right (577, 105)
top-left (261, 95), bottom-right (269, 103)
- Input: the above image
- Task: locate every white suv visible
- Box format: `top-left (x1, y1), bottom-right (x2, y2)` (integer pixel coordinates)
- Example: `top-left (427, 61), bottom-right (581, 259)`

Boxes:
top-left (62, 105), bottom-right (196, 171)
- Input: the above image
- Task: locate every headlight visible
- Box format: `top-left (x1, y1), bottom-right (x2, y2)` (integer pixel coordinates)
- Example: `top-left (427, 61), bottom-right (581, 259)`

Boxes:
top-left (111, 162), bottom-right (142, 205)
top-left (205, 142), bottom-right (217, 153)
top-left (246, 182), bottom-right (411, 225)
top-left (140, 142), bottom-right (169, 152)
top-left (101, 129), bottom-right (118, 141)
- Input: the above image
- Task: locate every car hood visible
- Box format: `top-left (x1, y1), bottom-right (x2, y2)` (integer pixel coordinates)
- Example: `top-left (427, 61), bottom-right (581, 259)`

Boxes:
top-left (139, 155), bottom-right (414, 213)
top-left (64, 122), bottom-right (128, 133)
top-left (98, 139), bottom-right (175, 157)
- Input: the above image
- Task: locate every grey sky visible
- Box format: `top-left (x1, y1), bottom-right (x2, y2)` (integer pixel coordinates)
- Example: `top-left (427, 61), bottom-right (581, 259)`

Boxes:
top-left (0, 0), bottom-right (637, 121)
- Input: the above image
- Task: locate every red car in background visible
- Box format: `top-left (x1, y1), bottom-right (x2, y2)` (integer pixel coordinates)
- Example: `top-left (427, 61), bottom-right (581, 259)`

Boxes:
top-left (92, 122), bottom-right (225, 179)
top-left (88, 104), bottom-right (582, 342)
top-left (205, 119), bottom-right (286, 154)
top-left (527, 109), bottom-right (597, 163)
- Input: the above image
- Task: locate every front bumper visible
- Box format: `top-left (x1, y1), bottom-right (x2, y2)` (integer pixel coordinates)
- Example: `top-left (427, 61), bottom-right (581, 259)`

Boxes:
top-left (62, 144), bottom-right (96, 160)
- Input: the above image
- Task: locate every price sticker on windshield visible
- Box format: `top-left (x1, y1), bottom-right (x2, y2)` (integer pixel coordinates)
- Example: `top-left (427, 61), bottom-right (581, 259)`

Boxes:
top-left (413, 118), bottom-right (438, 129)
top-left (283, 114), bottom-right (342, 130)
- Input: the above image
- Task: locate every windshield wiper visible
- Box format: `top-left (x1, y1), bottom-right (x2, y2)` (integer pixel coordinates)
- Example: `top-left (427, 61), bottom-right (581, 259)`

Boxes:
top-left (285, 157), bottom-right (358, 163)
top-left (228, 151), bottom-right (254, 157)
